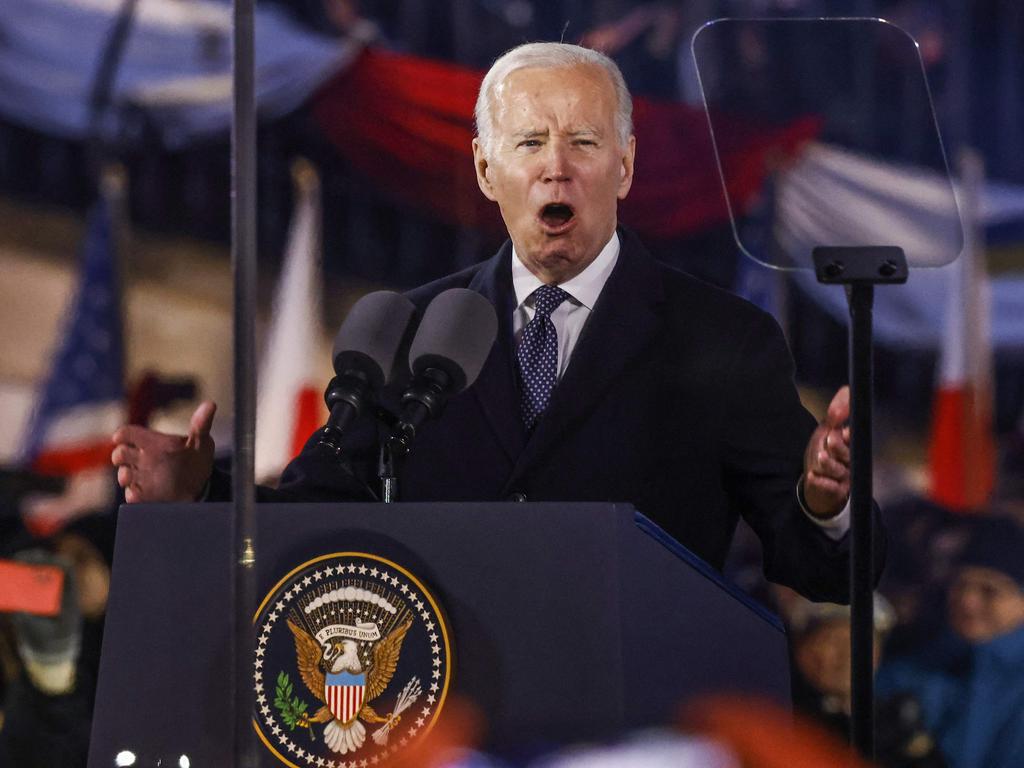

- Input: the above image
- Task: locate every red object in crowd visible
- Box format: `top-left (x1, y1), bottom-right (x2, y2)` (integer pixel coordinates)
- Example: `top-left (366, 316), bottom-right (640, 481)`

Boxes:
top-left (684, 694), bottom-right (872, 768)
top-left (0, 559), bottom-right (65, 617)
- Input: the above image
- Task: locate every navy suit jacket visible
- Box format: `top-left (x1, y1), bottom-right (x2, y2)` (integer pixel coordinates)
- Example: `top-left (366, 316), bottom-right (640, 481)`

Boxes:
top-left (248, 226), bottom-right (883, 602)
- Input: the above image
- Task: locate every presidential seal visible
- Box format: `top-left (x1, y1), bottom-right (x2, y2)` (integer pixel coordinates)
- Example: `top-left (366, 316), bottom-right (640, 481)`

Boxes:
top-left (253, 553), bottom-right (452, 767)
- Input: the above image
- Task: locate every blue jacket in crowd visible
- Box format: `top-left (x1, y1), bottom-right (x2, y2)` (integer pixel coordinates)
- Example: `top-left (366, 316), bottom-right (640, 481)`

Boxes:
top-left (877, 624), bottom-right (1024, 768)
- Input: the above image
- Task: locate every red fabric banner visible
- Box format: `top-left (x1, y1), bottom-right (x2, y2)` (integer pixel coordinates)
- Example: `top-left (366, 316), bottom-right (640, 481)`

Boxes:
top-left (311, 48), bottom-right (818, 239)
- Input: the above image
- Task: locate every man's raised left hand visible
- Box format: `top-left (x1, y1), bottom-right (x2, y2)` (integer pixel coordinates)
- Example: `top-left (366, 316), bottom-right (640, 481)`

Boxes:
top-left (803, 386), bottom-right (851, 519)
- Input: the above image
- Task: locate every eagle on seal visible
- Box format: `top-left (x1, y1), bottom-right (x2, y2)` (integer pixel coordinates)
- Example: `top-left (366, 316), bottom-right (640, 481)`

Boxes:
top-left (287, 617), bottom-right (412, 754)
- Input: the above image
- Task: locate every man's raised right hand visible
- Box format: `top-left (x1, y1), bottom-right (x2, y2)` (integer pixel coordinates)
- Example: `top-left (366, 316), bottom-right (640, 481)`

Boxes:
top-left (111, 401), bottom-right (217, 503)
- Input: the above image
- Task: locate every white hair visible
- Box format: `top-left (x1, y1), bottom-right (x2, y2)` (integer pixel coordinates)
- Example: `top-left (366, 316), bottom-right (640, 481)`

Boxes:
top-left (474, 42), bottom-right (634, 157)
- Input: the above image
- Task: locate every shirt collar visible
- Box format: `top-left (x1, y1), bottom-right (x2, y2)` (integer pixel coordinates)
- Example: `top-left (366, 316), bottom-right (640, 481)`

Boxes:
top-left (511, 231), bottom-right (620, 310)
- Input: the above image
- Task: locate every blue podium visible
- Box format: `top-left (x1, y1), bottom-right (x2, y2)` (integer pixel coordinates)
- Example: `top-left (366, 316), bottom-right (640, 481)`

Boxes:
top-left (88, 503), bottom-right (788, 766)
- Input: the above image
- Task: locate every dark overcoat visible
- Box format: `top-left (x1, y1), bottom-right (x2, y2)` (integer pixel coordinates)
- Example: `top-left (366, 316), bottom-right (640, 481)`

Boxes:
top-left (238, 227), bottom-right (884, 602)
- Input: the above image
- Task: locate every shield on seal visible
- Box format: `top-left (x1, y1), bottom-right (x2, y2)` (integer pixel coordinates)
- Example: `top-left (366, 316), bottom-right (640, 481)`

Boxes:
top-left (324, 671), bottom-right (366, 724)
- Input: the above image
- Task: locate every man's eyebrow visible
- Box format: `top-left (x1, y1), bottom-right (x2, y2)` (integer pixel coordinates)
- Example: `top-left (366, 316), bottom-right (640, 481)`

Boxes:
top-left (510, 128), bottom-right (602, 140)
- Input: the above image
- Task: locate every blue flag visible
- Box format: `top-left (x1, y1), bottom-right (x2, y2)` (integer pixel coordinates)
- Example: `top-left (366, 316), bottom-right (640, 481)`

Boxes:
top-left (0, 0), bottom-right (356, 147)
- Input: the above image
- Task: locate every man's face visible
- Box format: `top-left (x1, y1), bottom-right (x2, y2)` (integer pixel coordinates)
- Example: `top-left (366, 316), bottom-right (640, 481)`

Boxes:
top-left (795, 620), bottom-right (883, 702)
top-left (795, 620), bottom-right (851, 698)
top-left (948, 566), bottom-right (1024, 644)
top-left (473, 64), bottom-right (636, 284)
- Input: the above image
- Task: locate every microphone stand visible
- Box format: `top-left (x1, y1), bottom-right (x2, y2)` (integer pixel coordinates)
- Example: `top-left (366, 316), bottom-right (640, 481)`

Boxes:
top-left (375, 407), bottom-right (401, 503)
top-left (377, 367), bottom-right (455, 503)
top-left (812, 245), bottom-right (907, 761)
top-left (378, 444), bottom-right (398, 503)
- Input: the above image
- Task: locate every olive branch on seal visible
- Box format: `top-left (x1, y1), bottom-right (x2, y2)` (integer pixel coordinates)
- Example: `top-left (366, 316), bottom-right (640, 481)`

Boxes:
top-left (274, 671), bottom-right (311, 735)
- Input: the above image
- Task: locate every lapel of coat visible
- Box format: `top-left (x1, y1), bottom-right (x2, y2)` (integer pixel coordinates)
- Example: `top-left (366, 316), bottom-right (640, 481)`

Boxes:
top-left (467, 242), bottom-right (529, 462)
top-left (505, 227), bottom-right (666, 488)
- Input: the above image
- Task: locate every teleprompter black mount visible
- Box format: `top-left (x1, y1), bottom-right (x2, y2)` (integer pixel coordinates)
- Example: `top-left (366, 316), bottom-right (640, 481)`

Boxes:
top-left (813, 245), bottom-right (908, 760)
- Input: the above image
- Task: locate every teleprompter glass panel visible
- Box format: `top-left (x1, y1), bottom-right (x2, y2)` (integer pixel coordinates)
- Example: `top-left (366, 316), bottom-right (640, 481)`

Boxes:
top-left (692, 17), bottom-right (963, 271)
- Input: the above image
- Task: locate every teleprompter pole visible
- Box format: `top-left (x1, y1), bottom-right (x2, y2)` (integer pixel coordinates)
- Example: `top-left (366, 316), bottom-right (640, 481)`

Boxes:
top-left (231, 0), bottom-right (258, 762)
top-left (813, 246), bottom-right (908, 761)
top-left (847, 281), bottom-right (875, 757)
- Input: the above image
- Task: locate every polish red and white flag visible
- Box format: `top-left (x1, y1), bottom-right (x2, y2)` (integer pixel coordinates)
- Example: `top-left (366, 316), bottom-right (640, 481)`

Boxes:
top-left (255, 162), bottom-right (328, 483)
top-left (927, 152), bottom-right (996, 511)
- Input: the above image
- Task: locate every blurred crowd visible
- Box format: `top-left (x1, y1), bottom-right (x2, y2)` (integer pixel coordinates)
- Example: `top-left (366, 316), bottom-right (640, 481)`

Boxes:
top-left (0, 514), bottom-right (113, 766)
top-left (789, 510), bottom-right (1024, 768)
top-left (0, 373), bottom-right (193, 765)
top-left (725, 424), bottom-right (1024, 768)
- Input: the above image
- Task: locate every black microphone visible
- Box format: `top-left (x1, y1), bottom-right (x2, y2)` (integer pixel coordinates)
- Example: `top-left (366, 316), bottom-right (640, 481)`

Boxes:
top-left (387, 288), bottom-right (497, 457)
top-left (318, 291), bottom-right (416, 454)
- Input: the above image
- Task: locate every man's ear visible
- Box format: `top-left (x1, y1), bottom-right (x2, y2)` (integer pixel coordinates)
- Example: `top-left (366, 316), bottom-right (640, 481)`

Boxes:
top-left (617, 135), bottom-right (637, 200)
top-left (473, 138), bottom-right (498, 202)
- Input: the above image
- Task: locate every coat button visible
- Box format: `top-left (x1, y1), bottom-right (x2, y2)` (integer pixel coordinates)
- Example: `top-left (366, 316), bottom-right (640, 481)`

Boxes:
top-left (508, 492), bottom-right (527, 503)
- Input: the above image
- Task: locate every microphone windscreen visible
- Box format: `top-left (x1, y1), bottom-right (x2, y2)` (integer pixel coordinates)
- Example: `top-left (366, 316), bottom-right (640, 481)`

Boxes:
top-left (409, 288), bottom-right (498, 392)
top-left (332, 291), bottom-right (416, 388)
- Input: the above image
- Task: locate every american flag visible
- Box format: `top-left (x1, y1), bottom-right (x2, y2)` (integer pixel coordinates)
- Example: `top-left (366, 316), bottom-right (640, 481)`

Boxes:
top-left (19, 199), bottom-right (124, 533)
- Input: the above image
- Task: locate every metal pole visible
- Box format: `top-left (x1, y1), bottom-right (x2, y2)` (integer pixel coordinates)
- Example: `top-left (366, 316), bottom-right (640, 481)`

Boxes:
top-left (814, 245), bottom-right (906, 761)
top-left (86, 0), bottom-right (139, 126)
top-left (84, 0), bottom-right (138, 187)
top-left (231, 0), bottom-right (258, 761)
top-left (847, 282), bottom-right (875, 759)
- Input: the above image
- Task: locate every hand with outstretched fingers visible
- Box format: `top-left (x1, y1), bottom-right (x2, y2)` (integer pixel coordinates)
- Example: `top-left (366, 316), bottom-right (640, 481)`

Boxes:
top-left (110, 400), bottom-right (217, 503)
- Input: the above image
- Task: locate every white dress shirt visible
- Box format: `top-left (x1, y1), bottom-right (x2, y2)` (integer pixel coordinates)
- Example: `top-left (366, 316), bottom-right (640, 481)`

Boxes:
top-left (511, 232), bottom-right (620, 380)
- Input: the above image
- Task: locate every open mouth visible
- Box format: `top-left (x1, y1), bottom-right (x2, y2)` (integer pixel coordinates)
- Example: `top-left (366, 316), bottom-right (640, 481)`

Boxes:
top-left (539, 203), bottom-right (575, 230)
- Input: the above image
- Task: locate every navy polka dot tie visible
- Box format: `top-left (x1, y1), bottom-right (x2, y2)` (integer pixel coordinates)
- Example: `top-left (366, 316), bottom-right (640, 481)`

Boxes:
top-left (516, 284), bottom-right (569, 429)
